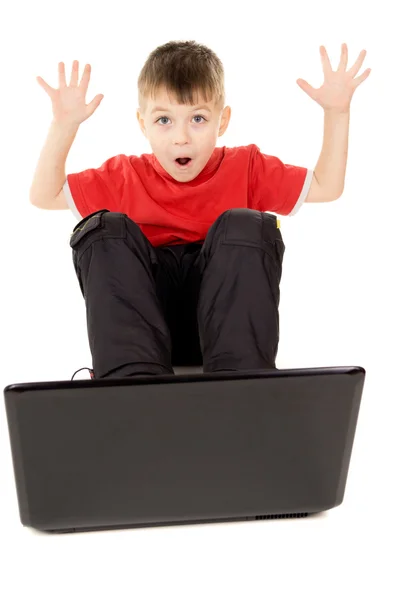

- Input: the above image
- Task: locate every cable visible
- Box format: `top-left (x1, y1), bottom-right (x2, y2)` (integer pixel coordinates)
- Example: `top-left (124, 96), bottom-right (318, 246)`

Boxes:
top-left (71, 367), bottom-right (95, 380)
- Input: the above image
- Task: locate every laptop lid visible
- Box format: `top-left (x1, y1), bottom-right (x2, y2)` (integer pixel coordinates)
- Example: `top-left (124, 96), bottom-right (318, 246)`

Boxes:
top-left (4, 366), bottom-right (365, 533)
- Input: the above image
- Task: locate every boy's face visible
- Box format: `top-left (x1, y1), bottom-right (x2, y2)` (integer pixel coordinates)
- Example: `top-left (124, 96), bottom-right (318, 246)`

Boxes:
top-left (137, 87), bottom-right (231, 182)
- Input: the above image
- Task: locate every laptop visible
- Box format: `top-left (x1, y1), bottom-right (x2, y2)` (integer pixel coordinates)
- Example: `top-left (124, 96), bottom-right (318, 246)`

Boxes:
top-left (4, 366), bottom-right (365, 533)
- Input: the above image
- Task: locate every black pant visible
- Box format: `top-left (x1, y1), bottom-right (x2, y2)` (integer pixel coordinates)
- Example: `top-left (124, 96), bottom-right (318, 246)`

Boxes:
top-left (69, 208), bottom-right (285, 378)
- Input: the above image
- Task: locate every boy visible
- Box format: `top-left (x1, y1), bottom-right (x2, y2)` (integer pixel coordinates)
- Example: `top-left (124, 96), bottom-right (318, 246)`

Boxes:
top-left (30, 41), bottom-right (370, 380)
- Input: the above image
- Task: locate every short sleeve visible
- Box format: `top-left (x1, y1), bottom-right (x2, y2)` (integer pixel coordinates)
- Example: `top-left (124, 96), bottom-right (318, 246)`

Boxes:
top-left (64, 155), bottom-right (127, 220)
top-left (249, 144), bottom-right (313, 216)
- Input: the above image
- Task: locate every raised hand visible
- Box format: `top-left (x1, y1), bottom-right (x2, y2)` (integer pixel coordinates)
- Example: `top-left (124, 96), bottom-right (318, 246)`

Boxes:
top-left (296, 44), bottom-right (371, 113)
top-left (36, 61), bottom-right (104, 125)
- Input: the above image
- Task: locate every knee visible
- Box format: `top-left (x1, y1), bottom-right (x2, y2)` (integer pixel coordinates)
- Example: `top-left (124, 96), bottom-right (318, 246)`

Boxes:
top-left (214, 208), bottom-right (265, 235)
top-left (211, 208), bottom-right (267, 245)
top-left (100, 210), bottom-right (126, 227)
top-left (206, 208), bottom-right (258, 239)
top-left (202, 208), bottom-right (283, 265)
top-left (217, 208), bottom-right (258, 223)
top-left (69, 209), bottom-right (130, 250)
top-left (101, 211), bottom-right (142, 233)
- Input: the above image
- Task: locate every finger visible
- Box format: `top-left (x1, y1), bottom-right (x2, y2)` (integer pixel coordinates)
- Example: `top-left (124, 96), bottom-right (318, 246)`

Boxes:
top-left (337, 43), bottom-right (348, 71)
top-left (69, 60), bottom-right (79, 87)
top-left (348, 49), bottom-right (367, 78)
top-left (296, 78), bottom-right (317, 101)
top-left (36, 76), bottom-right (55, 96)
top-left (79, 64), bottom-right (91, 92)
top-left (353, 68), bottom-right (371, 89)
top-left (320, 45), bottom-right (333, 76)
top-left (58, 62), bottom-right (67, 88)
top-left (86, 94), bottom-right (104, 117)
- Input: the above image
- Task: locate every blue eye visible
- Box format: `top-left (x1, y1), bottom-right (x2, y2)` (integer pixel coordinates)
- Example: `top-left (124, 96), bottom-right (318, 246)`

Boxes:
top-left (156, 115), bottom-right (206, 125)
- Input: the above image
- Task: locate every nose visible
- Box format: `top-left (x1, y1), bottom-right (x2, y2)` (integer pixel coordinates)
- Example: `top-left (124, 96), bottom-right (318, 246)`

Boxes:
top-left (173, 125), bottom-right (191, 145)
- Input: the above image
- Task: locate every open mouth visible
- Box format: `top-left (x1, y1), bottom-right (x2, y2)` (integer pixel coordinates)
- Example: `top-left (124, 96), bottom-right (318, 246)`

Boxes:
top-left (175, 157), bottom-right (192, 167)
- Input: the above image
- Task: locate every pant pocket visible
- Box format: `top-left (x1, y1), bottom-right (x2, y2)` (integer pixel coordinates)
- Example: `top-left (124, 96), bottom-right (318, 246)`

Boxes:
top-left (69, 209), bottom-right (110, 249)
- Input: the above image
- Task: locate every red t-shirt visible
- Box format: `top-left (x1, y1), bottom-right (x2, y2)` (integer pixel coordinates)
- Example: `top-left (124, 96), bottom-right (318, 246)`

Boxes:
top-left (64, 143), bottom-right (313, 247)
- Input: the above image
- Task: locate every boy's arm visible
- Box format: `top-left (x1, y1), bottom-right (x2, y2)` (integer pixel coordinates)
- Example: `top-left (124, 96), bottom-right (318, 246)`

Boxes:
top-left (30, 61), bottom-right (103, 209)
top-left (30, 120), bottom-right (79, 209)
top-left (296, 43), bottom-right (370, 204)
top-left (305, 109), bottom-right (350, 203)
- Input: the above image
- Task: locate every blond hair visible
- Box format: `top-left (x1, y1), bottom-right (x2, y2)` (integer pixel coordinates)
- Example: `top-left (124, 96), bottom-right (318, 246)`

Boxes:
top-left (138, 40), bottom-right (225, 113)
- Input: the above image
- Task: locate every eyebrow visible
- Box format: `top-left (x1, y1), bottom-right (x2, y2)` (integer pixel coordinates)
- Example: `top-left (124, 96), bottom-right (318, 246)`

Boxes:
top-left (151, 104), bottom-right (212, 115)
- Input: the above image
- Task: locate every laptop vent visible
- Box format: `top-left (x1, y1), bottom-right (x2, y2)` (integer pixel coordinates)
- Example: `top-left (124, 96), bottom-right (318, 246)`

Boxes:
top-left (255, 512), bottom-right (309, 520)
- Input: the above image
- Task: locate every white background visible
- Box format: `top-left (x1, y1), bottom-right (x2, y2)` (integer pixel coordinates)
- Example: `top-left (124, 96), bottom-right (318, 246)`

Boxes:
top-left (1, 0), bottom-right (397, 597)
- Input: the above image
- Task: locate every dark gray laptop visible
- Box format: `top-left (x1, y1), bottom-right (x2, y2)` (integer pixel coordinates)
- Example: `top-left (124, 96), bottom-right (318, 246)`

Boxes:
top-left (4, 366), bottom-right (365, 533)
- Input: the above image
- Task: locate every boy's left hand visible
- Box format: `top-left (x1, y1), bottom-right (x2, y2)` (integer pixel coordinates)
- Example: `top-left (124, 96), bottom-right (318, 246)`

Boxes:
top-left (296, 43), bottom-right (371, 113)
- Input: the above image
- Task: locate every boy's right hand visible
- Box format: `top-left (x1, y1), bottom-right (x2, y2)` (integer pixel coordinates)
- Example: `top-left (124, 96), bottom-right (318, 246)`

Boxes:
top-left (36, 61), bottom-right (104, 125)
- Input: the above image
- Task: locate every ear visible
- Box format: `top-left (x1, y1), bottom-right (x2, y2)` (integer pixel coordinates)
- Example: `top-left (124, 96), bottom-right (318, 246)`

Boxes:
top-left (136, 108), bottom-right (146, 137)
top-left (218, 106), bottom-right (231, 137)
